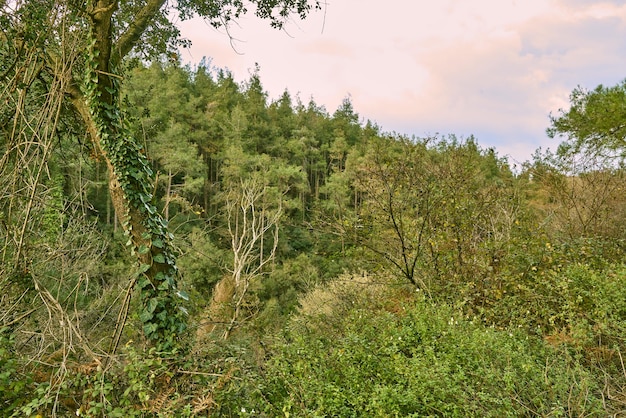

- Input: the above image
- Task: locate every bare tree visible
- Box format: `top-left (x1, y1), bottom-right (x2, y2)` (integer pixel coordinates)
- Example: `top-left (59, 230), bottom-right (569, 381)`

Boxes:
top-left (202, 177), bottom-right (282, 340)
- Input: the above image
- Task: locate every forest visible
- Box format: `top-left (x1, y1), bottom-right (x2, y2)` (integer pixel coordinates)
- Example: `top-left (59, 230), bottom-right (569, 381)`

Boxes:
top-left (3, 1), bottom-right (626, 417)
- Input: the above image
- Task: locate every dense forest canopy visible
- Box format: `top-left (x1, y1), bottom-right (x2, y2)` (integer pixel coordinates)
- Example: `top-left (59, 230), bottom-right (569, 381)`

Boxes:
top-left (2, 1), bottom-right (626, 416)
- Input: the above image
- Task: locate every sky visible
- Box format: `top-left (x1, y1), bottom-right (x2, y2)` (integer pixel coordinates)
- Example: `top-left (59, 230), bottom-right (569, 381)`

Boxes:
top-left (177, 0), bottom-right (626, 166)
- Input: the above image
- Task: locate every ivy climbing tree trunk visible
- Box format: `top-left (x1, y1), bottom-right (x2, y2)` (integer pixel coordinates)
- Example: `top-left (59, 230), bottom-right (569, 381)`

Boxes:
top-left (5, 0), bottom-right (320, 349)
top-left (71, 0), bottom-right (186, 347)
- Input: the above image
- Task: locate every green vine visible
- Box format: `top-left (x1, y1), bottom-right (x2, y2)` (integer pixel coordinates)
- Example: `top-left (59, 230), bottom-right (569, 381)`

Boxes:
top-left (82, 32), bottom-right (186, 348)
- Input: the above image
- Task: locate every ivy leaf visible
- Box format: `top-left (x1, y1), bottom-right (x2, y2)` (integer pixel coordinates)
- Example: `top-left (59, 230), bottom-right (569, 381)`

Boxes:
top-left (153, 253), bottom-right (166, 264)
top-left (156, 310), bottom-right (168, 321)
top-left (138, 263), bottom-right (150, 274)
top-left (152, 238), bottom-right (164, 248)
top-left (147, 297), bottom-right (159, 313)
top-left (104, 109), bottom-right (116, 120)
top-left (129, 168), bottom-right (141, 180)
top-left (176, 290), bottom-right (190, 301)
top-left (143, 323), bottom-right (158, 336)
top-left (138, 245), bottom-right (149, 255)
top-left (137, 276), bottom-right (151, 290)
top-left (140, 309), bottom-right (153, 323)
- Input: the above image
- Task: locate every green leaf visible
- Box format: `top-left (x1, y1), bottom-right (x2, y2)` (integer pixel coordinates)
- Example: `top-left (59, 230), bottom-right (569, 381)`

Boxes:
top-left (143, 322), bottom-right (158, 336)
top-left (147, 297), bottom-right (159, 313)
top-left (140, 309), bottom-right (153, 322)
top-left (137, 276), bottom-right (151, 289)
top-left (138, 263), bottom-right (150, 273)
top-left (153, 253), bottom-right (166, 264)
top-left (138, 245), bottom-right (150, 255)
top-left (152, 238), bottom-right (164, 248)
top-left (156, 310), bottom-right (168, 321)
top-left (176, 290), bottom-right (190, 301)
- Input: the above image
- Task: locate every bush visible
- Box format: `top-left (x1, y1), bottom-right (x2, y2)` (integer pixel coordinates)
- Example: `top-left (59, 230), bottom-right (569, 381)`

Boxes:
top-left (488, 255), bottom-right (626, 344)
top-left (0, 328), bottom-right (33, 416)
top-left (258, 277), bottom-right (605, 417)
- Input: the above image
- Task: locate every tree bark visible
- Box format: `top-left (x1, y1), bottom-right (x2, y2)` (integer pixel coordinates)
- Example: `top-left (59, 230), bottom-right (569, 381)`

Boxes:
top-left (60, 0), bottom-right (185, 344)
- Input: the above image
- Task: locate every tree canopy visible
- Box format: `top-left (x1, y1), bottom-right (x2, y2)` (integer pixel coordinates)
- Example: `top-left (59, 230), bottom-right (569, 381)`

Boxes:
top-left (548, 80), bottom-right (626, 160)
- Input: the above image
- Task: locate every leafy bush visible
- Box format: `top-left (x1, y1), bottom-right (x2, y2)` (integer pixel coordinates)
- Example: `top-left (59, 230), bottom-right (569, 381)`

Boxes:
top-left (487, 245), bottom-right (626, 342)
top-left (258, 277), bottom-right (605, 417)
top-left (0, 328), bottom-right (33, 416)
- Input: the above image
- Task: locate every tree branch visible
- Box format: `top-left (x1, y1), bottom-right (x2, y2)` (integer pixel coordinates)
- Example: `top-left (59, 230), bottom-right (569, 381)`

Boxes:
top-left (90, 2), bottom-right (117, 18)
top-left (112, 0), bottom-right (167, 65)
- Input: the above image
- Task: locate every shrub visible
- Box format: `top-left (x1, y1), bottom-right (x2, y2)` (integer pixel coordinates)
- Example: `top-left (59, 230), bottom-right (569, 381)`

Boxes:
top-left (0, 328), bottom-right (33, 416)
top-left (258, 276), bottom-right (605, 417)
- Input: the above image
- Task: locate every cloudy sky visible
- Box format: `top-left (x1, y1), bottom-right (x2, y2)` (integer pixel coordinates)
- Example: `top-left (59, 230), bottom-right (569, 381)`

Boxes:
top-left (177, 0), bottom-right (626, 165)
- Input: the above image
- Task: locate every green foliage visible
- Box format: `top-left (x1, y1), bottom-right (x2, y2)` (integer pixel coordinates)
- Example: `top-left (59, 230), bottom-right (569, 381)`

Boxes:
top-left (83, 32), bottom-right (186, 347)
top-left (261, 281), bottom-right (604, 417)
top-left (340, 134), bottom-right (521, 295)
top-left (487, 244), bottom-right (626, 340)
top-left (12, 345), bottom-right (189, 417)
top-left (5, 9), bottom-right (626, 413)
top-left (526, 147), bottom-right (626, 242)
top-left (177, 227), bottom-right (227, 295)
top-left (125, 63), bottom-right (206, 219)
top-left (176, 0), bottom-right (322, 29)
top-left (253, 253), bottom-right (320, 325)
top-left (0, 328), bottom-right (33, 415)
top-left (548, 80), bottom-right (626, 160)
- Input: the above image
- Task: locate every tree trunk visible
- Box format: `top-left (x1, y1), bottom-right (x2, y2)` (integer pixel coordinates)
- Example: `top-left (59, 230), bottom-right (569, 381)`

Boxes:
top-left (61, 0), bottom-right (185, 345)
